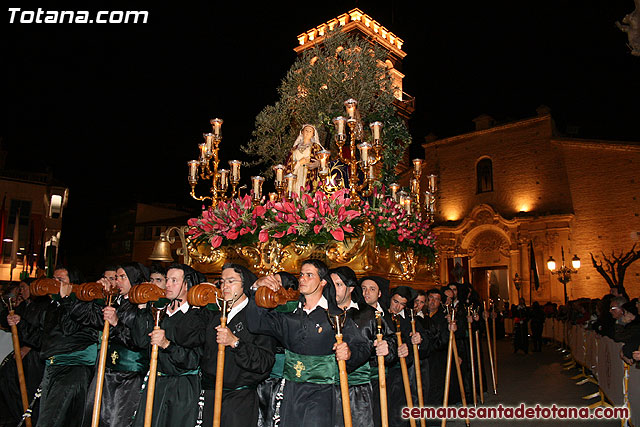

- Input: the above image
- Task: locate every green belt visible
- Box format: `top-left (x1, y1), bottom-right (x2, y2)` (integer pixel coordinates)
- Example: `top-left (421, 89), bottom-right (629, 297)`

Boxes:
top-left (47, 343), bottom-right (98, 366)
top-left (270, 353), bottom-right (285, 379)
top-left (347, 363), bottom-right (371, 385)
top-left (369, 361), bottom-right (389, 381)
top-left (107, 345), bottom-right (148, 373)
top-left (201, 373), bottom-right (256, 391)
top-left (157, 368), bottom-right (200, 377)
top-left (283, 349), bottom-right (338, 384)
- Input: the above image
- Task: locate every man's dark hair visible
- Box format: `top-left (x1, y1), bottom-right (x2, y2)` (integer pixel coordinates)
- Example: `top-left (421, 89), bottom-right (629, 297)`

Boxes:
top-left (276, 271), bottom-right (298, 290)
top-left (150, 264), bottom-right (166, 277)
top-left (119, 262), bottom-right (150, 286)
top-left (301, 259), bottom-right (329, 282)
top-left (54, 265), bottom-right (84, 285)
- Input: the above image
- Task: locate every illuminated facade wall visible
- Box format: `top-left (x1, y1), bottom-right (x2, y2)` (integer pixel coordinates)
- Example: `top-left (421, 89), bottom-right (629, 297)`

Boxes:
top-left (419, 111), bottom-right (640, 303)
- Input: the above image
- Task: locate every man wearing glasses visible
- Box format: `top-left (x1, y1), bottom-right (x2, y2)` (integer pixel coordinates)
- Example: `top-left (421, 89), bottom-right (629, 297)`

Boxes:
top-left (246, 259), bottom-right (370, 427)
top-left (173, 263), bottom-right (276, 427)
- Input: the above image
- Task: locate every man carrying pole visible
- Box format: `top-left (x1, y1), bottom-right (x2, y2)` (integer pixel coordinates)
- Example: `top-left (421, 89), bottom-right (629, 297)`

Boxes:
top-left (246, 259), bottom-right (370, 427)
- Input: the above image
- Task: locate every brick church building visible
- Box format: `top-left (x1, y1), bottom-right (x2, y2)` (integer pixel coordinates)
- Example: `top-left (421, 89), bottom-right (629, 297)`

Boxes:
top-left (410, 106), bottom-right (640, 306)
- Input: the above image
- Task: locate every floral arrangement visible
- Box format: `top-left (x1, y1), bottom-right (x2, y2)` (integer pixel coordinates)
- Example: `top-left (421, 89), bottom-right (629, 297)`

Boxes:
top-left (361, 192), bottom-right (437, 262)
top-left (187, 189), bottom-right (360, 249)
top-left (187, 195), bottom-right (268, 248)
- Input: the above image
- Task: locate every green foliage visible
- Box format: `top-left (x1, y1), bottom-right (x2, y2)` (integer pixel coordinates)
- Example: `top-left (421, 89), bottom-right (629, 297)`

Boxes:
top-left (241, 30), bottom-right (411, 185)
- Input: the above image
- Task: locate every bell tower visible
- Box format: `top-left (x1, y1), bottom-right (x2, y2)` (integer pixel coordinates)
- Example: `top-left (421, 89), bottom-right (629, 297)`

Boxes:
top-left (294, 8), bottom-right (414, 120)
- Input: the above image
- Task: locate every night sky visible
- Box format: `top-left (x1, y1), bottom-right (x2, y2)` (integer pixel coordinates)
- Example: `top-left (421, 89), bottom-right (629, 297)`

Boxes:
top-left (4, 1), bottom-right (639, 273)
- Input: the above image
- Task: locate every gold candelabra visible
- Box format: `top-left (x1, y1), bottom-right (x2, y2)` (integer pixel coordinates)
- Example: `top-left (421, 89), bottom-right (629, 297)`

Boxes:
top-left (187, 119), bottom-right (264, 207)
top-left (331, 99), bottom-right (383, 205)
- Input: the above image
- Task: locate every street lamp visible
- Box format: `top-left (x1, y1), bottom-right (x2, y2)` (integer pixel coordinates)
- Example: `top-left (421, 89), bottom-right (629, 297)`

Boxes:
top-left (547, 246), bottom-right (580, 305)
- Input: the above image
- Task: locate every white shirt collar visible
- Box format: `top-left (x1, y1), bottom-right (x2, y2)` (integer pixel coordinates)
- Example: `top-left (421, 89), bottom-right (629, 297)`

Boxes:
top-left (416, 310), bottom-right (425, 318)
top-left (375, 302), bottom-right (384, 313)
top-left (303, 295), bottom-right (328, 314)
top-left (348, 300), bottom-right (359, 310)
top-left (167, 300), bottom-right (190, 317)
top-left (396, 309), bottom-right (405, 319)
top-left (227, 296), bottom-right (249, 323)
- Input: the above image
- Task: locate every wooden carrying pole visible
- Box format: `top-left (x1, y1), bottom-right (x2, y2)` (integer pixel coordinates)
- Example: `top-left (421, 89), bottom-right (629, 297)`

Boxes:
top-left (451, 336), bottom-right (470, 427)
top-left (375, 312), bottom-right (389, 427)
top-left (441, 326), bottom-right (454, 427)
top-left (213, 300), bottom-right (229, 427)
top-left (492, 304), bottom-right (497, 389)
top-left (335, 333), bottom-right (353, 427)
top-left (91, 295), bottom-right (114, 427)
top-left (467, 316), bottom-right (477, 407)
top-left (144, 311), bottom-right (162, 427)
top-left (9, 307), bottom-right (31, 427)
top-left (395, 317), bottom-right (417, 427)
top-left (483, 302), bottom-right (497, 395)
top-left (475, 330), bottom-right (484, 404)
top-left (410, 310), bottom-right (426, 427)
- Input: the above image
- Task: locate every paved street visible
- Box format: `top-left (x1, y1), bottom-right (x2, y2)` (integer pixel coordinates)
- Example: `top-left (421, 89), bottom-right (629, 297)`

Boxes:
top-left (437, 337), bottom-right (624, 426)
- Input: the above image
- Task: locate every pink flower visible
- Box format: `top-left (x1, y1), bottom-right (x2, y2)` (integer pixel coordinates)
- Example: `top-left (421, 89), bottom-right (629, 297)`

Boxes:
top-left (314, 224), bottom-right (323, 234)
top-left (273, 231), bottom-right (286, 238)
top-left (254, 205), bottom-right (267, 217)
top-left (343, 224), bottom-right (353, 233)
top-left (259, 229), bottom-right (269, 242)
top-left (226, 229), bottom-right (239, 240)
top-left (330, 227), bottom-right (345, 241)
top-left (210, 235), bottom-right (223, 248)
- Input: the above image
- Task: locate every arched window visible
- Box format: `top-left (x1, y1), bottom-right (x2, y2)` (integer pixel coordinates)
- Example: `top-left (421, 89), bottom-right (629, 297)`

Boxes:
top-left (476, 158), bottom-right (493, 193)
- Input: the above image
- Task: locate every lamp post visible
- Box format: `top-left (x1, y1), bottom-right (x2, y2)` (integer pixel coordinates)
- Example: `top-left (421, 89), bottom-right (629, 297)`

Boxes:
top-left (546, 247), bottom-right (580, 305)
top-left (513, 273), bottom-right (523, 298)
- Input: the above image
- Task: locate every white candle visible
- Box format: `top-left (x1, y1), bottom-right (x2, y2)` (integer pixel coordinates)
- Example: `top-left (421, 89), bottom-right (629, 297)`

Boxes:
top-left (358, 142), bottom-right (371, 165)
top-left (370, 121), bottom-right (383, 141)
top-left (285, 173), bottom-right (296, 195)
top-left (273, 164), bottom-right (285, 185)
top-left (203, 133), bottom-right (215, 156)
top-left (390, 183), bottom-right (400, 201)
top-left (187, 160), bottom-right (199, 183)
top-left (344, 99), bottom-right (358, 119)
top-left (210, 118), bottom-right (223, 138)
top-left (218, 169), bottom-right (229, 190)
top-left (199, 143), bottom-right (207, 163)
top-left (229, 160), bottom-right (241, 182)
top-left (333, 116), bottom-right (346, 136)
top-left (251, 176), bottom-right (264, 200)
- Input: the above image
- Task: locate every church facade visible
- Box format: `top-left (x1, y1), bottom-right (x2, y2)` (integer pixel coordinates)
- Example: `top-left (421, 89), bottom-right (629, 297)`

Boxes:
top-left (411, 107), bottom-right (640, 305)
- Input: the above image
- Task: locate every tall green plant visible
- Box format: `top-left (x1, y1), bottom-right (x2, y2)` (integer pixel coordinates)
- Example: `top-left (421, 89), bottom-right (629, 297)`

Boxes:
top-left (242, 30), bottom-right (411, 185)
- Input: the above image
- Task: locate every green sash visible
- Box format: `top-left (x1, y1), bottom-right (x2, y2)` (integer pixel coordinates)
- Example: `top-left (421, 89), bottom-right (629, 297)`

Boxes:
top-left (283, 349), bottom-right (338, 384)
top-left (270, 352), bottom-right (285, 379)
top-left (369, 361), bottom-right (389, 381)
top-left (347, 363), bottom-right (371, 386)
top-left (47, 343), bottom-right (98, 366)
top-left (157, 368), bottom-right (200, 377)
top-left (107, 345), bottom-right (148, 373)
top-left (200, 373), bottom-right (254, 391)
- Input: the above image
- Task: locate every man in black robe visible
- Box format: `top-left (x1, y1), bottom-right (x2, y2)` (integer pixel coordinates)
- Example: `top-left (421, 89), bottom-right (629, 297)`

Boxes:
top-left (246, 259), bottom-right (370, 427)
top-left (387, 286), bottom-right (431, 427)
top-left (8, 266), bottom-right (97, 427)
top-left (357, 275), bottom-right (395, 427)
top-left (68, 263), bottom-right (150, 427)
top-left (330, 267), bottom-right (397, 427)
top-left (173, 263), bottom-right (276, 427)
top-left (131, 263), bottom-right (203, 427)
top-left (0, 279), bottom-right (45, 427)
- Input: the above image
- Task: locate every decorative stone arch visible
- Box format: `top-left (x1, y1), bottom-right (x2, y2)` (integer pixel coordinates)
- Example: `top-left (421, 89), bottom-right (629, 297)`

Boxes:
top-left (461, 224), bottom-right (512, 268)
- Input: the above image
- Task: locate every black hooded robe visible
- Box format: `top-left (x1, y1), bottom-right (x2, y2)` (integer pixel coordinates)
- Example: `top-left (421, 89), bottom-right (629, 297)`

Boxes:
top-left (16, 296), bottom-right (98, 427)
top-left (173, 300), bottom-right (276, 427)
top-left (131, 305), bottom-right (201, 427)
top-left (65, 296), bottom-right (148, 427)
top-left (246, 295), bottom-right (371, 427)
